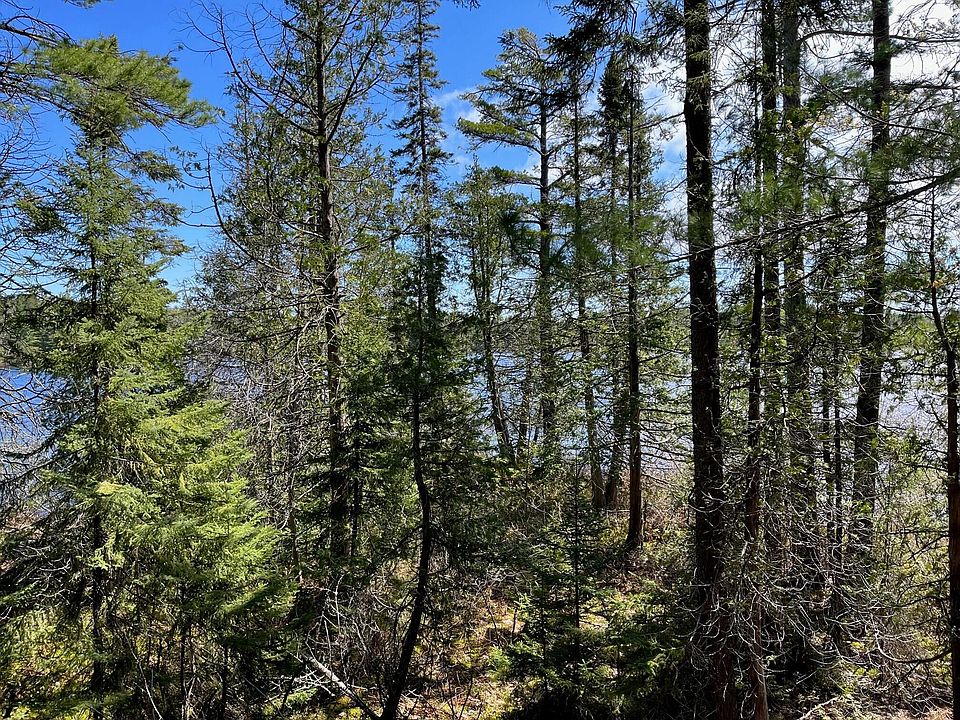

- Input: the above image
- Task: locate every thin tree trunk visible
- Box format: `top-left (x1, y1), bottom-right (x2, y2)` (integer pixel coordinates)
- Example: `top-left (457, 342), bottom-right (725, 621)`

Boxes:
top-left (625, 261), bottom-right (642, 547)
top-left (384, 5), bottom-right (439, 712)
top-left (745, 249), bottom-right (769, 720)
top-left (759, 0), bottom-right (783, 567)
top-left (948, 341), bottom-right (960, 720)
top-left (834, 361), bottom-right (843, 559)
top-left (89, 222), bottom-right (108, 720)
top-left (483, 323), bottom-right (514, 464)
top-left (625, 72), bottom-right (643, 548)
top-left (571, 469), bottom-right (584, 679)
top-left (537, 98), bottom-right (556, 454)
top-left (822, 388), bottom-right (834, 574)
top-left (579, 287), bottom-right (604, 507)
top-left (606, 116), bottom-right (624, 510)
top-left (382, 378), bottom-right (432, 720)
top-left (607, 391), bottom-right (627, 508)
top-left (823, 261), bottom-right (846, 637)
top-left (928, 196), bottom-right (960, 720)
top-left (781, 0), bottom-right (819, 597)
top-left (743, 3), bottom-right (775, 716)
top-left (570, 70), bottom-right (603, 507)
top-left (91, 513), bottom-right (107, 720)
top-left (472, 200), bottom-right (513, 463)
top-left (518, 368), bottom-right (532, 462)
top-left (180, 622), bottom-right (189, 720)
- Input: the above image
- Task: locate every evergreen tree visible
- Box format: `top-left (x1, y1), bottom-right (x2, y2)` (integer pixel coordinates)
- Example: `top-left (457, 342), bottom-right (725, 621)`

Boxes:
top-left (1, 37), bottom-right (279, 718)
top-left (460, 28), bottom-right (567, 464)
top-left (8, 3), bottom-right (960, 719)
top-left (381, 1), bottom-right (450, 715)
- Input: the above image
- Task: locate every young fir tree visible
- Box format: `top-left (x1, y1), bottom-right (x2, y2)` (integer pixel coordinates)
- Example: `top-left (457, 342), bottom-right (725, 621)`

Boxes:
top-left (0, 37), bottom-right (278, 718)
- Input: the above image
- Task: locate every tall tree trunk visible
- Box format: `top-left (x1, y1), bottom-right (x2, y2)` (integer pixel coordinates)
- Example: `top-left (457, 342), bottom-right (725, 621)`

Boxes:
top-left (833, 353), bottom-right (844, 577)
top-left (825, 266), bottom-right (846, 638)
top-left (537, 99), bottom-right (556, 455)
top-left (948, 335), bottom-right (960, 720)
top-left (570, 70), bottom-right (603, 507)
top-left (382, 374), bottom-right (432, 720)
top-left (625, 260), bottom-right (642, 548)
top-left (781, 0), bottom-right (820, 611)
top-left (384, 5), bottom-right (439, 712)
top-left (928, 197), bottom-right (960, 720)
top-left (852, 0), bottom-right (891, 559)
top-left (742, 3), bottom-right (776, 717)
top-left (313, 10), bottom-right (350, 562)
top-left (758, 0), bottom-right (783, 565)
top-left (606, 114), bottom-right (624, 510)
top-left (822, 386), bottom-right (835, 573)
top-left (745, 63), bottom-right (770, 717)
top-left (625, 71), bottom-right (643, 548)
top-left (89, 228), bottom-right (108, 720)
top-left (684, 0), bottom-right (736, 713)
top-left (776, 0), bottom-right (828, 673)
top-left (580, 287), bottom-right (603, 506)
top-left (90, 513), bottom-right (107, 720)
top-left (745, 249), bottom-right (769, 720)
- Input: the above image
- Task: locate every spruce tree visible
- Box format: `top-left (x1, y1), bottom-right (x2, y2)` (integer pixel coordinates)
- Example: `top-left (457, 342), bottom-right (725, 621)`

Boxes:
top-left (382, 1), bottom-right (448, 715)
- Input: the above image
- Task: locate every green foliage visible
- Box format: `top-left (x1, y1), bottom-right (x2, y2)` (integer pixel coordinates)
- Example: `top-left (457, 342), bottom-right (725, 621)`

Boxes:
top-left (29, 36), bottom-right (213, 138)
top-left (0, 30), bottom-right (281, 718)
top-left (5, 2), bottom-right (960, 719)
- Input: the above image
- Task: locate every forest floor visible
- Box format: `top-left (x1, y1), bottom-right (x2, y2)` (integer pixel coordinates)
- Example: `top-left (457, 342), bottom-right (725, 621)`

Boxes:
top-left (769, 703), bottom-right (949, 720)
top-left (376, 570), bottom-right (953, 720)
top-left (849, 711), bottom-right (948, 720)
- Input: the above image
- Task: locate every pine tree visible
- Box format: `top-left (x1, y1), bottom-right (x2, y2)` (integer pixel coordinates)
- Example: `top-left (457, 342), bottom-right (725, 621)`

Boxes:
top-left (1, 37), bottom-right (278, 718)
top-left (460, 28), bottom-right (567, 464)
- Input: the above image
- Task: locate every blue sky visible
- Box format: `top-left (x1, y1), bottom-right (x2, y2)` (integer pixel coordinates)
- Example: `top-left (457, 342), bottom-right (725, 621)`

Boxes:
top-left (29, 0), bottom-right (573, 291)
